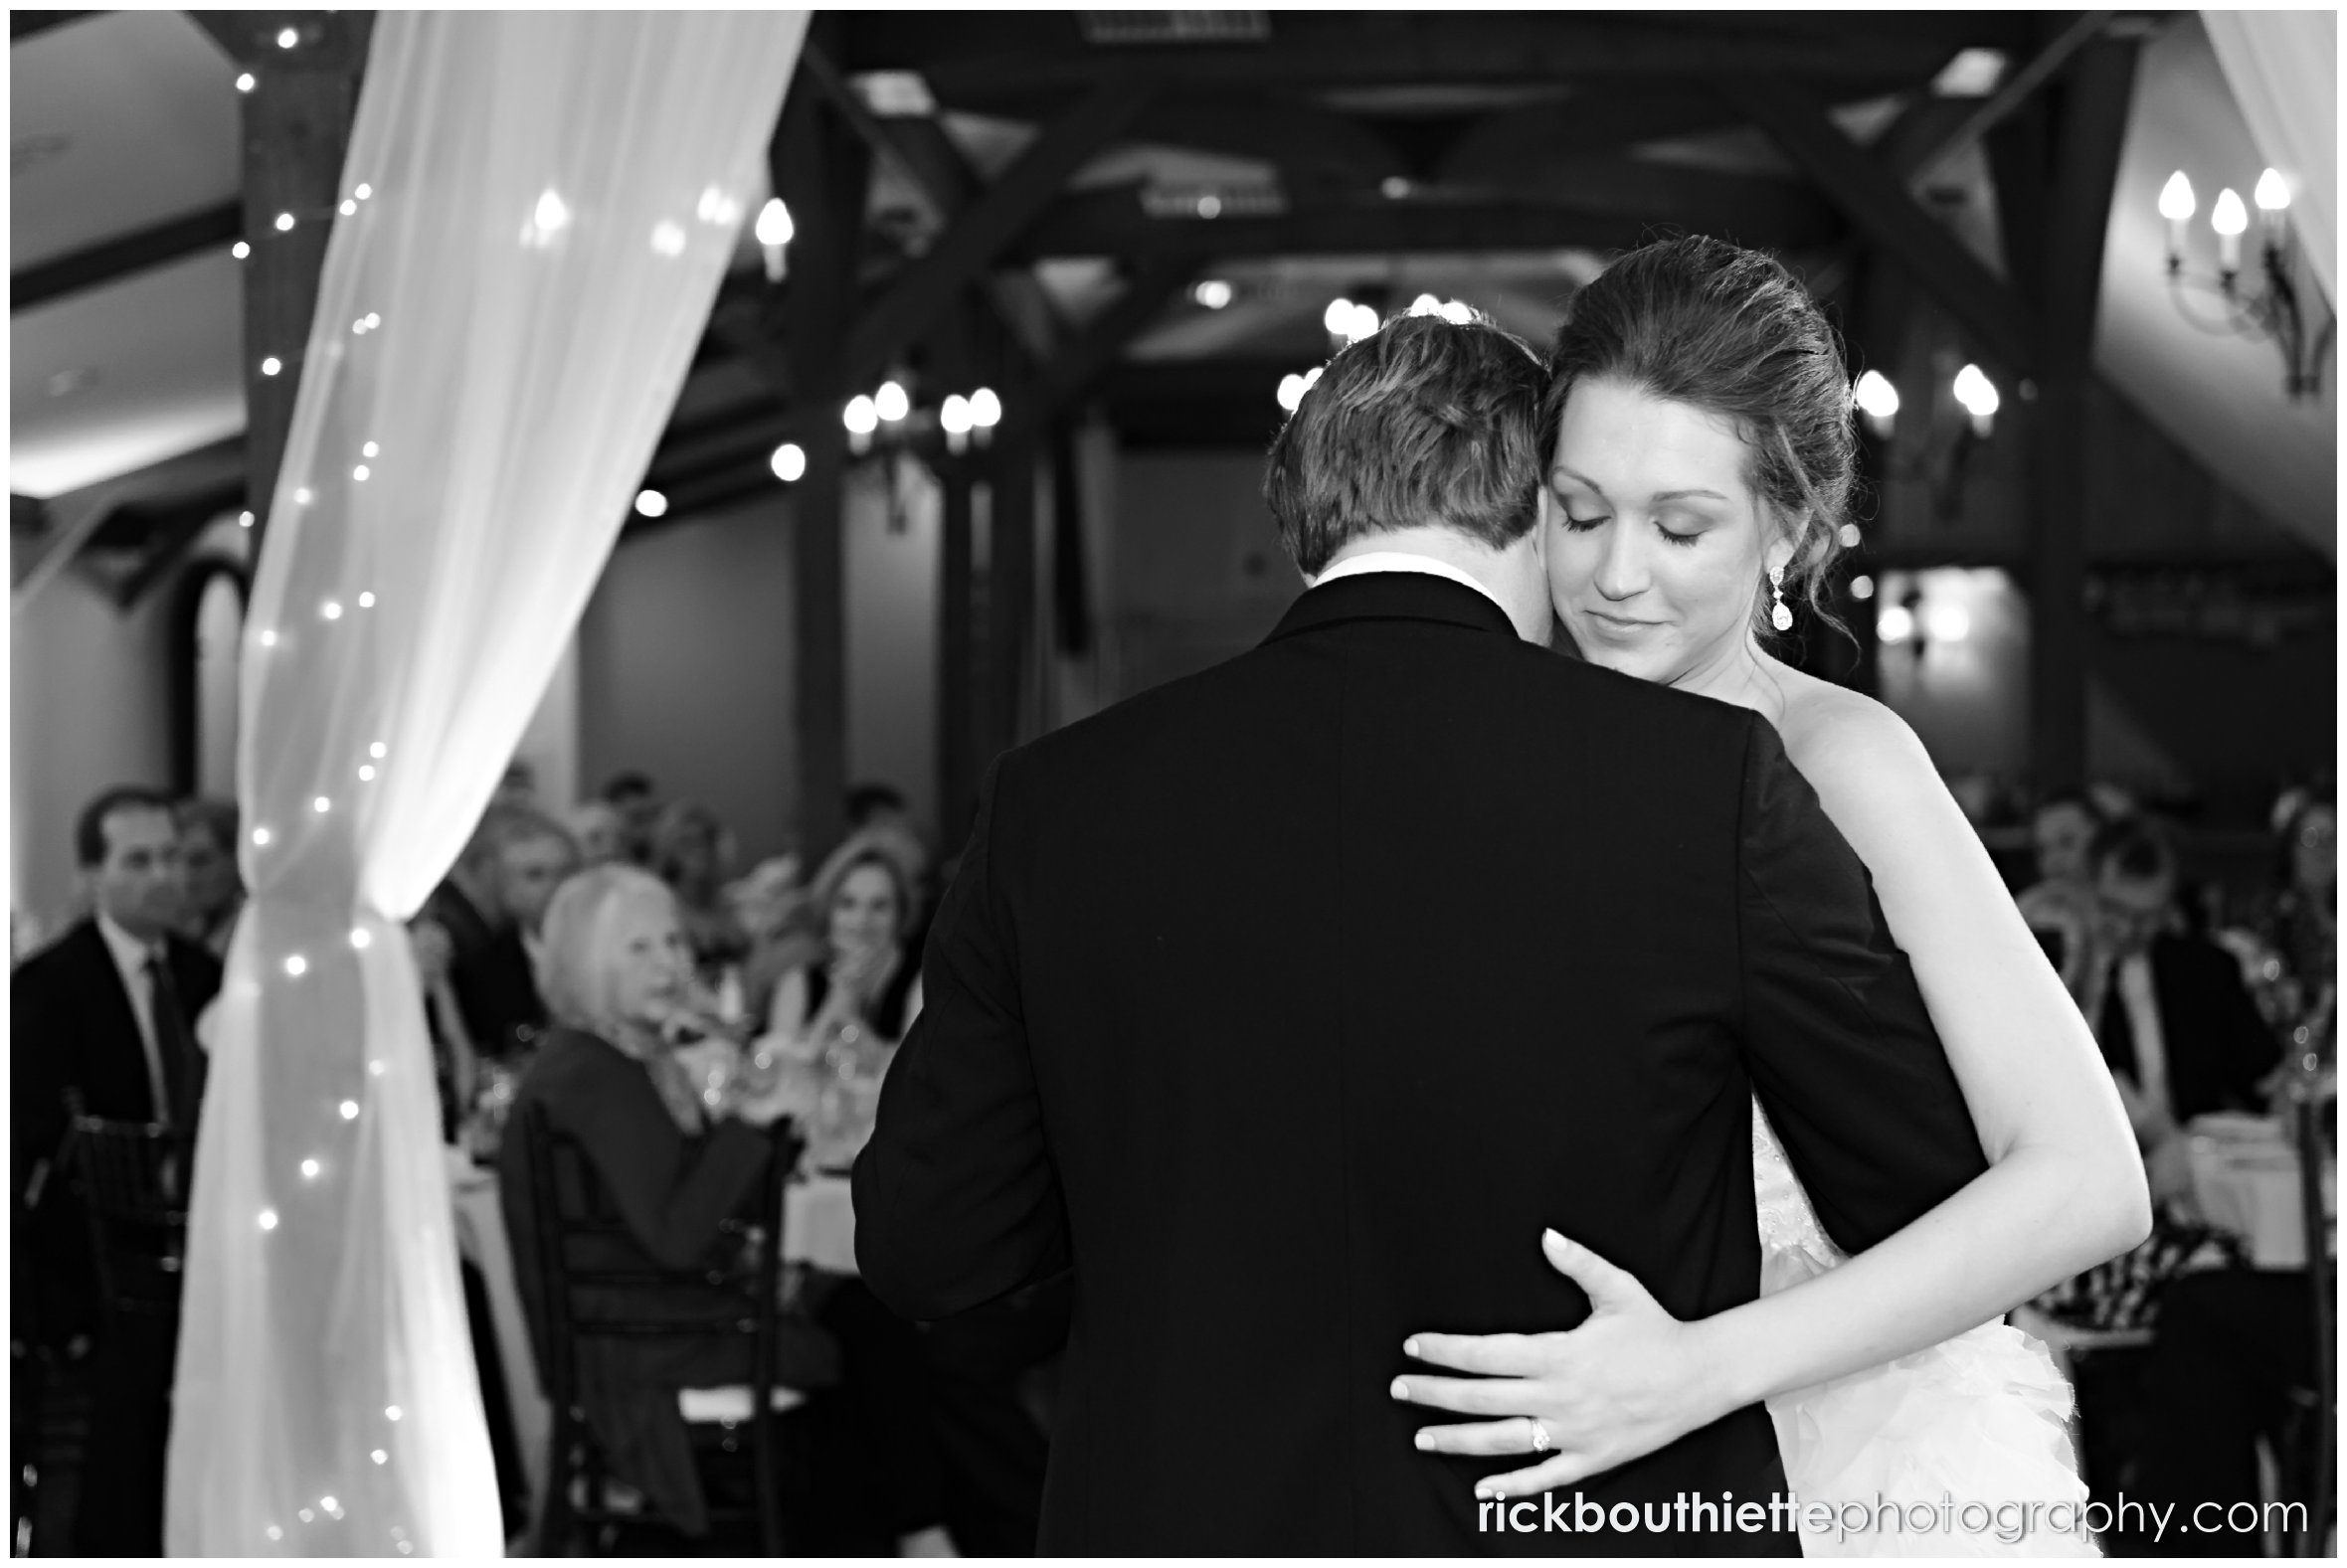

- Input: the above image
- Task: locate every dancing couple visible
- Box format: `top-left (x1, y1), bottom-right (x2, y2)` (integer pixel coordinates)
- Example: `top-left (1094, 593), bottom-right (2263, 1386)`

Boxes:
top-left (855, 236), bottom-right (2150, 1556)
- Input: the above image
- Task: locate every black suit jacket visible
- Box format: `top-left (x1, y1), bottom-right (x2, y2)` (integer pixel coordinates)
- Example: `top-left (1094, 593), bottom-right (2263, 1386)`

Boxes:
top-left (2095, 932), bottom-right (2279, 1125)
top-left (12, 918), bottom-right (221, 1340)
top-left (855, 575), bottom-right (1987, 1555)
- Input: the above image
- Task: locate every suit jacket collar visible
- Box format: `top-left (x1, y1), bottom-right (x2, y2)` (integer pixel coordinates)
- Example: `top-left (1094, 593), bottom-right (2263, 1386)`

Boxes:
top-left (1266, 571), bottom-right (1522, 645)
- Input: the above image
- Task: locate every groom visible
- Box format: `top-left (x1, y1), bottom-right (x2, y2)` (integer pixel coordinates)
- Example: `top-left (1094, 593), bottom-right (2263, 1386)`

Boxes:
top-left (855, 315), bottom-right (1985, 1554)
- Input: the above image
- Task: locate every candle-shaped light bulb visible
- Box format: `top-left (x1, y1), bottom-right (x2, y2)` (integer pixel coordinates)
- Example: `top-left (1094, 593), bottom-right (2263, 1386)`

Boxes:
top-left (2254, 168), bottom-right (2290, 213)
top-left (2157, 171), bottom-right (2195, 266)
top-left (2211, 187), bottom-right (2248, 273)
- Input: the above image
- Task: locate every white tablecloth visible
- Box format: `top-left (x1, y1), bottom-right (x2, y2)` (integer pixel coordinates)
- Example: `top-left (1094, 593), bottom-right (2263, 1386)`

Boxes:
top-left (784, 1172), bottom-right (858, 1275)
top-left (2187, 1116), bottom-right (2336, 1269)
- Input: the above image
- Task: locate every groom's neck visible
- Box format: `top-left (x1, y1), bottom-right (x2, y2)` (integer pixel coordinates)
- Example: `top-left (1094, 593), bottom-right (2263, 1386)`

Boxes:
top-left (1318, 528), bottom-right (1550, 642)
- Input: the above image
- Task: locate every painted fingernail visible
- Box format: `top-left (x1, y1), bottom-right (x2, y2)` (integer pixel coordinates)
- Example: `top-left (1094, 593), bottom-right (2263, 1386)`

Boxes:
top-left (1402, 1335), bottom-right (1420, 1357)
top-left (1413, 1430), bottom-right (1432, 1451)
top-left (1389, 1377), bottom-right (1408, 1399)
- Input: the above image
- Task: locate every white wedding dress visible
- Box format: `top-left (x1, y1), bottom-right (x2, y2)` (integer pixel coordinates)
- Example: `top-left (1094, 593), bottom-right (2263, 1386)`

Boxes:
top-left (1752, 1102), bottom-right (2097, 1558)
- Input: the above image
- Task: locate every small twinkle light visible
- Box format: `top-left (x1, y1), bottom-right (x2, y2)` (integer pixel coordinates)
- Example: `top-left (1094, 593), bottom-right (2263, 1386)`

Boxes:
top-left (1193, 278), bottom-right (1234, 309)
top-left (386, 1406), bottom-right (403, 1421)
top-left (1851, 574), bottom-right (1876, 601)
top-left (1951, 363), bottom-right (1999, 435)
top-left (274, 212), bottom-right (296, 233)
top-left (1837, 523), bottom-right (1862, 549)
top-left (1349, 302), bottom-right (1382, 340)
top-left (940, 395), bottom-right (973, 435)
top-left (276, 25), bottom-right (297, 48)
top-left (771, 442), bottom-right (808, 482)
top-left (372, 1451), bottom-right (388, 1466)
top-left (353, 317), bottom-right (370, 334)
top-left (1878, 604), bottom-right (1915, 644)
top-left (259, 630), bottom-right (278, 648)
top-left (340, 1100), bottom-right (360, 1120)
top-left (259, 1209), bottom-right (279, 1230)
top-left (1924, 601), bottom-right (1972, 642)
top-left (1302, 366), bottom-right (1323, 392)
top-left (842, 396), bottom-right (879, 436)
top-left (875, 380), bottom-right (910, 422)
top-left (650, 220), bottom-right (686, 259)
top-left (298, 1509), bottom-right (314, 1524)
top-left (232, 241), bottom-right (251, 260)
top-left (369, 1060), bottom-right (386, 1077)
top-left (365, 312), bottom-right (380, 329)
top-left (362, 440), bottom-right (380, 457)
top-left (1409, 293), bottom-right (1441, 316)
top-left (238, 510), bottom-right (255, 528)
top-left (370, 742), bottom-right (387, 759)
top-left (236, 72), bottom-right (256, 91)
top-left (285, 955), bottom-right (308, 977)
top-left (253, 827), bottom-right (272, 846)
top-left (398, 1545), bottom-right (413, 1556)
top-left (1853, 369), bottom-right (1900, 425)
top-left (313, 795), bottom-right (332, 813)
top-left (532, 188), bottom-right (571, 235)
top-left (355, 183), bottom-right (373, 201)
top-left (322, 601), bottom-right (343, 619)
top-left (358, 592), bottom-right (375, 608)
top-left (349, 928), bottom-right (372, 950)
top-left (294, 487), bottom-right (313, 504)
top-left (1382, 176), bottom-right (1411, 199)
top-left (1195, 193), bottom-right (1222, 219)
top-left (634, 489), bottom-right (668, 518)
top-left (755, 197), bottom-right (794, 247)
top-left (359, 765), bottom-right (376, 782)
top-left (267, 1526), bottom-right (281, 1542)
top-left (1277, 373), bottom-right (1305, 413)
top-left (1323, 297), bottom-right (1354, 335)
top-left (1438, 300), bottom-right (1474, 326)
top-left (353, 464), bottom-right (370, 481)
top-left (969, 387), bottom-right (1002, 429)
top-left (300, 1158), bottom-right (321, 1178)
top-left (261, 356), bottom-right (282, 377)
top-left (339, 199), bottom-right (357, 217)
top-left (320, 1497), bottom-right (341, 1518)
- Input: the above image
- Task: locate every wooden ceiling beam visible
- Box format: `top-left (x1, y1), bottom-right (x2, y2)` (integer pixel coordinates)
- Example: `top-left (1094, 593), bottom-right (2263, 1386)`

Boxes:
top-left (843, 77), bottom-right (1155, 391)
top-left (1725, 74), bottom-right (2038, 376)
top-left (1022, 254), bottom-right (1206, 429)
top-left (12, 201), bottom-right (242, 313)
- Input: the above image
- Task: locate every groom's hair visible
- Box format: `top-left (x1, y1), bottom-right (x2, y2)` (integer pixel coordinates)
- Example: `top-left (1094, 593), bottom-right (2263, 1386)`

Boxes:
top-left (1262, 310), bottom-right (1545, 577)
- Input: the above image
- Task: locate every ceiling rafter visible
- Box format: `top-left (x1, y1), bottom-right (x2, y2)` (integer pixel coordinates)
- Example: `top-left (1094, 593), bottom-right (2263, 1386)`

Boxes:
top-left (13, 202), bottom-right (242, 313)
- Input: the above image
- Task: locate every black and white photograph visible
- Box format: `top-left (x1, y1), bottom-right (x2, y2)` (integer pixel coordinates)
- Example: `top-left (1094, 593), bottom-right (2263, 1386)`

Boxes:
top-left (7, 7), bottom-right (2336, 1558)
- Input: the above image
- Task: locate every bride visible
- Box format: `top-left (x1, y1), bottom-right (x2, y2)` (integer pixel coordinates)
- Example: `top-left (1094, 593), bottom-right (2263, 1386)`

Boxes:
top-left (1395, 238), bottom-right (2149, 1555)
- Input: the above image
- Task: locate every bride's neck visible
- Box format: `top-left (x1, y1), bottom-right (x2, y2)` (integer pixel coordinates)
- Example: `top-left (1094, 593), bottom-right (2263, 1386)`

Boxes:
top-left (1674, 630), bottom-right (1789, 723)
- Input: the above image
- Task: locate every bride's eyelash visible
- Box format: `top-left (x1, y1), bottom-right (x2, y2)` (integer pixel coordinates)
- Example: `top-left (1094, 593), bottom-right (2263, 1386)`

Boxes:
top-left (1562, 513), bottom-right (1606, 531)
top-left (1562, 512), bottom-right (1701, 549)
top-left (1657, 523), bottom-right (1701, 548)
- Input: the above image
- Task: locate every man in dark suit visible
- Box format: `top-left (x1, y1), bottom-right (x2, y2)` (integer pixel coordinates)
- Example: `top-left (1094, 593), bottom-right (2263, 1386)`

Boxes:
top-left (13, 784), bottom-right (223, 1555)
top-left (854, 315), bottom-right (1984, 1554)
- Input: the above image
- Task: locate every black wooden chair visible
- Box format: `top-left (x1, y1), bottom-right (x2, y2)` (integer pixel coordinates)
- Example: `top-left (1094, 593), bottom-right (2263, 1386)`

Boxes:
top-left (515, 1100), bottom-right (808, 1555)
top-left (58, 1090), bottom-right (190, 1338)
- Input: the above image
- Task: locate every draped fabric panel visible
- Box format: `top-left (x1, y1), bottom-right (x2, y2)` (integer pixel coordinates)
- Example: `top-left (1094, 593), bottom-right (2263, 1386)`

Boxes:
top-left (2203, 9), bottom-right (2337, 304)
top-left (167, 13), bottom-right (807, 1554)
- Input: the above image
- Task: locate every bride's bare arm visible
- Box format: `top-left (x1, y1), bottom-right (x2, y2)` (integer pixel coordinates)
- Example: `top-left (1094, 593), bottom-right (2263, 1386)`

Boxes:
top-left (1681, 699), bottom-right (2149, 1378)
top-left (1395, 698), bottom-right (2148, 1495)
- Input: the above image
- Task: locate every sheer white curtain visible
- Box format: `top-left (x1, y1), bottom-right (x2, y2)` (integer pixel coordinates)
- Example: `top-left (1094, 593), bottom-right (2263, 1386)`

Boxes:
top-left (167, 13), bottom-right (807, 1555)
top-left (2204, 9), bottom-right (2336, 303)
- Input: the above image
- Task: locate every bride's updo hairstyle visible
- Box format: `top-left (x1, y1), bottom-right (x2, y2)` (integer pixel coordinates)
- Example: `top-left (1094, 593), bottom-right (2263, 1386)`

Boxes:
top-left (1265, 310), bottom-right (1546, 577)
top-left (1540, 235), bottom-right (1857, 635)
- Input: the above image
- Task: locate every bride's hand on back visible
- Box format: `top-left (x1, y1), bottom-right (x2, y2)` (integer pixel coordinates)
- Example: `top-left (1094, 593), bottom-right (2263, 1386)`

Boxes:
top-left (1391, 1230), bottom-right (1729, 1498)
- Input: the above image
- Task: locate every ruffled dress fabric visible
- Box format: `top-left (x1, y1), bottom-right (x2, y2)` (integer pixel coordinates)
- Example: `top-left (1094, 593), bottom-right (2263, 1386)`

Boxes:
top-left (1753, 1103), bottom-right (2097, 1558)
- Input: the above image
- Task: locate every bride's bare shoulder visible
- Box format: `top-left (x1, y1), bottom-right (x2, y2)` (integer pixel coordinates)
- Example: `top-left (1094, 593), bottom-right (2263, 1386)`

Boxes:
top-left (1767, 668), bottom-right (1940, 820)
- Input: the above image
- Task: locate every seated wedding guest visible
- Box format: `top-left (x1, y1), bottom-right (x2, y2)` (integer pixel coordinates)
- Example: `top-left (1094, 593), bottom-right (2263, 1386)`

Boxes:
top-left (417, 802), bottom-right (580, 1061)
top-left (603, 770), bottom-right (660, 862)
top-left (764, 835), bottom-right (926, 1165)
top-left (729, 853), bottom-right (820, 1026)
top-left (12, 785), bottom-right (222, 1556)
top-left (2078, 819), bottom-right (2279, 1204)
top-left (566, 799), bottom-right (631, 868)
top-left (173, 796), bottom-right (244, 958)
top-left (648, 799), bottom-right (749, 980)
top-left (2018, 790), bottom-right (2108, 994)
top-left (501, 866), bottom-right (955, 1554)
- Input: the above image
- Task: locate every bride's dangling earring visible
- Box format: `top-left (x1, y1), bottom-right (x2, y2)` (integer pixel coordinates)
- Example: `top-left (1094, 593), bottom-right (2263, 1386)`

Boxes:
top-left (1769, 565), bottom-right (1793, 632)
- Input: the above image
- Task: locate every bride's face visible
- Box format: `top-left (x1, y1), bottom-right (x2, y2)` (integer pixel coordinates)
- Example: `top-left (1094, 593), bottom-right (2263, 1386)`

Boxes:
top-left (1543, 377), bottom-right (1791, 688)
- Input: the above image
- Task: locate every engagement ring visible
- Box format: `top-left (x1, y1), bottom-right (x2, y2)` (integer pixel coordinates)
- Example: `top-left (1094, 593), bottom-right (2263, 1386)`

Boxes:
top-left (1527, 1418), bottom-right (1552, 1453)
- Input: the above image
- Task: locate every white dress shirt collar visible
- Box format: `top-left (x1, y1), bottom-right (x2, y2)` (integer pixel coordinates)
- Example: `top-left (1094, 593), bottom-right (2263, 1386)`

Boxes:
top-left (1312, 551), bottom-right (1513, 620)
top-left (95, 911), bottom-right (175, 1119)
